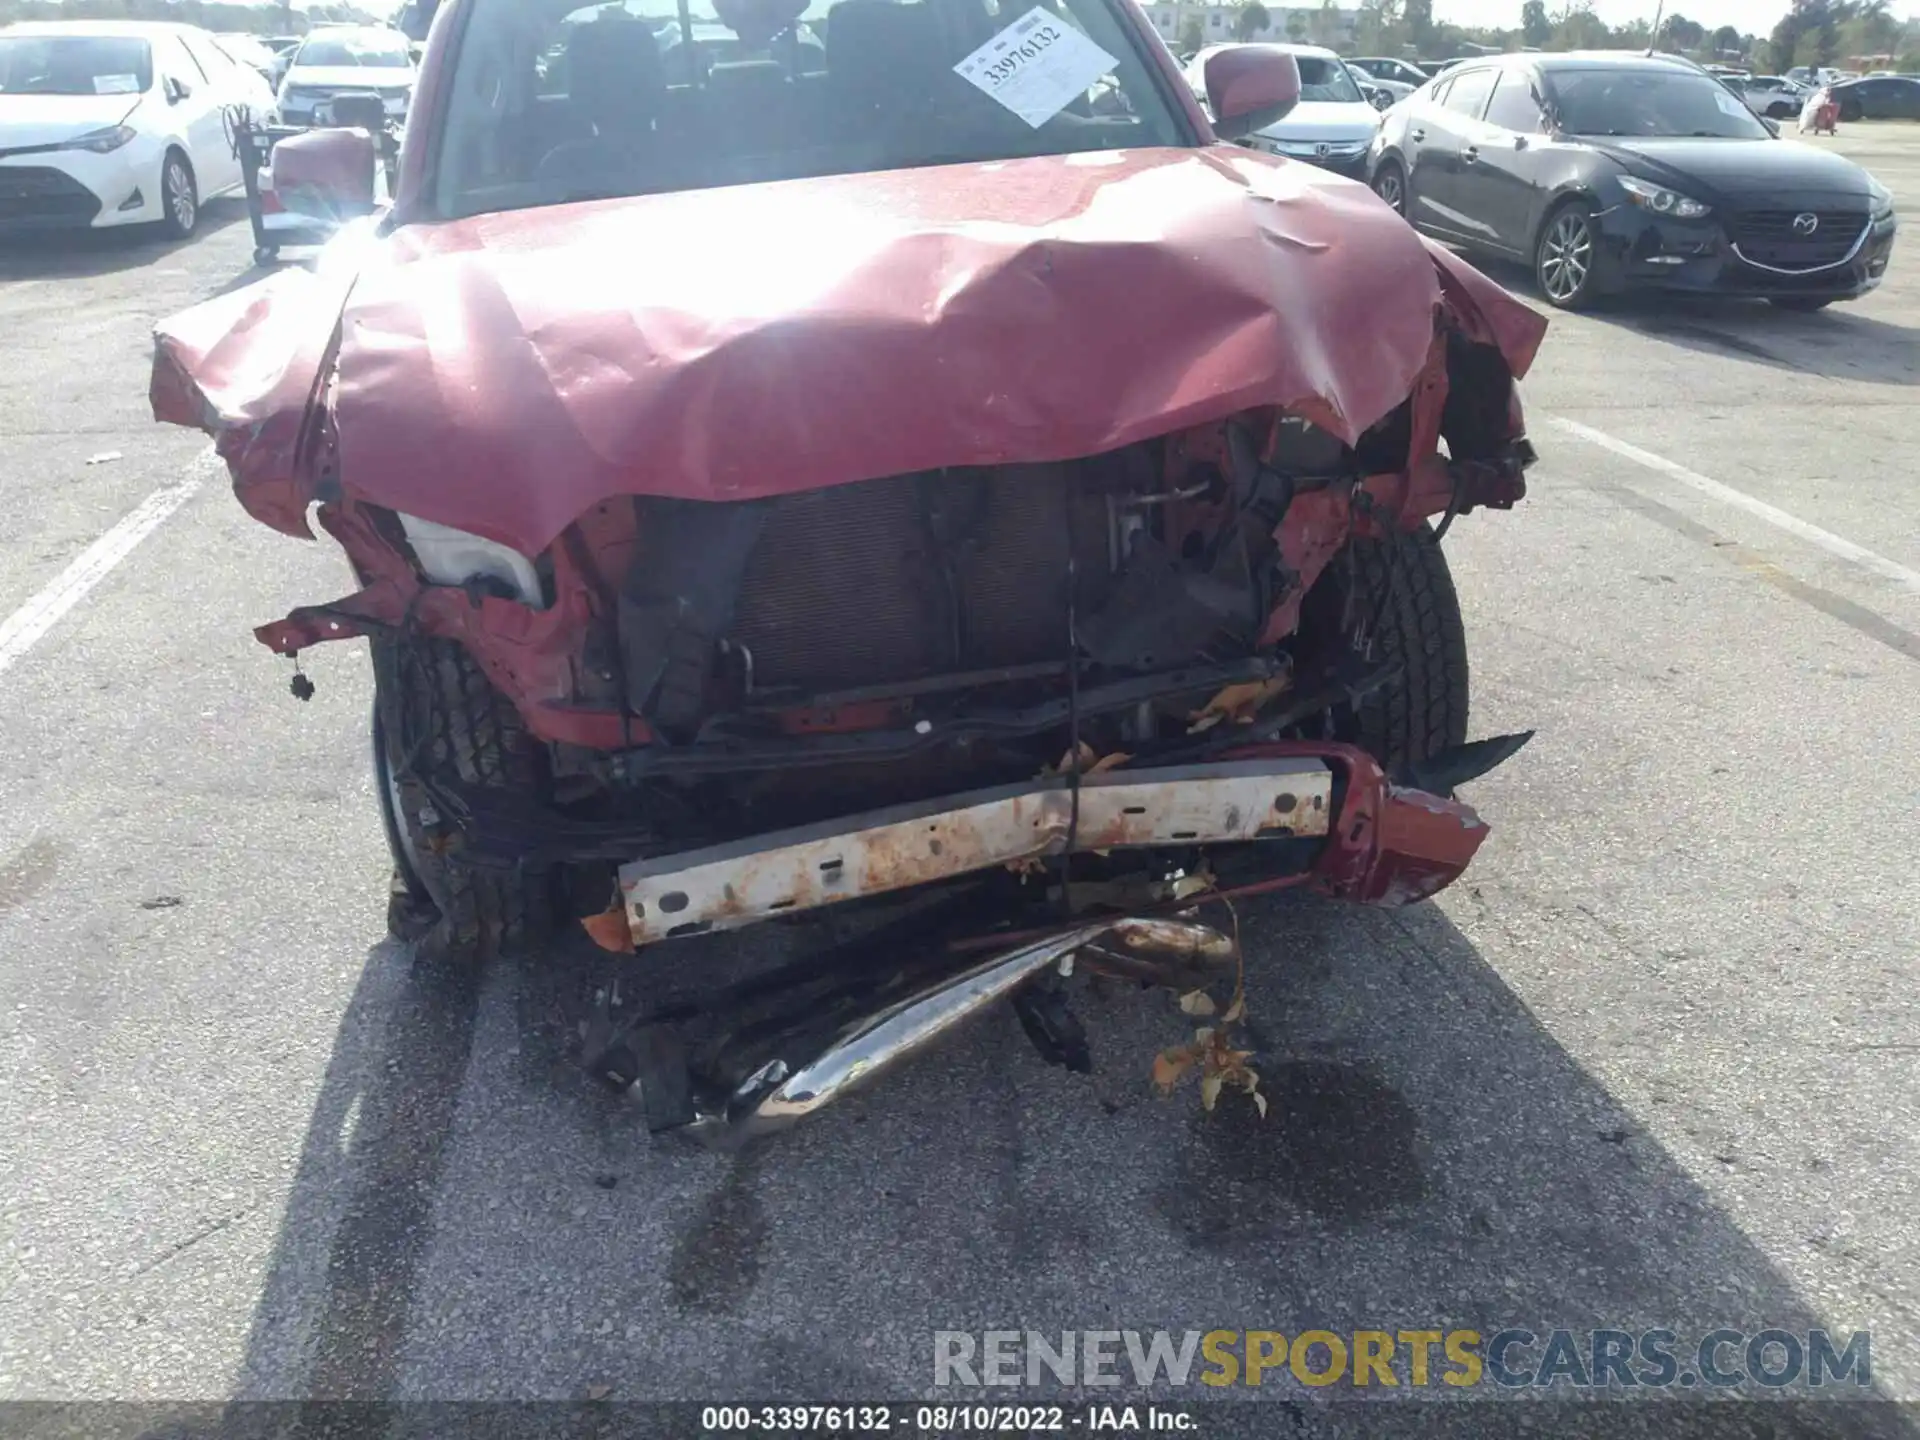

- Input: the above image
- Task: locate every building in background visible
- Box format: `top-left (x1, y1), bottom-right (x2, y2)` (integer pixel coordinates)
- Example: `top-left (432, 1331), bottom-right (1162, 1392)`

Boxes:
top-left (1142, 2), bottom-right (1360, 53)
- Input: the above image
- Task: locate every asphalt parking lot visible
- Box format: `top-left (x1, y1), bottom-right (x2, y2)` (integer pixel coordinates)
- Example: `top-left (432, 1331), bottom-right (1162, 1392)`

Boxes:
top-left (2, 126), bottom-right (1919, 1430)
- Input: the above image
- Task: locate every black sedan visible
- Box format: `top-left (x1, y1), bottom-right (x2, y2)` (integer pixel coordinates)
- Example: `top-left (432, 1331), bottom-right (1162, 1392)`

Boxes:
top-left (1830, 75), bottom-right (1920, 121)
top-left (1366, 53), bottom-right (1897, 311)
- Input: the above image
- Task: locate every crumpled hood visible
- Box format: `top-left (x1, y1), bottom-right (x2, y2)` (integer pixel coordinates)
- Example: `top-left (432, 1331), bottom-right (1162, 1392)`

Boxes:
top-left (152, 146), bottom-right (1545, 557)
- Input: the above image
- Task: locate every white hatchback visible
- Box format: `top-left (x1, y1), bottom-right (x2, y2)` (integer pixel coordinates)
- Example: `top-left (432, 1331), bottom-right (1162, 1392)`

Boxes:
top-left (0, 20), bottom-right (274, 238)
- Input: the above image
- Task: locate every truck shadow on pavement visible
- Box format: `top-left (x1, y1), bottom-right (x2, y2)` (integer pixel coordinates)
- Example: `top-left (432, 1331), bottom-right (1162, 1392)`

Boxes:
top-left (1596, 300), bottom-right (1920, 388)
top-left (1488, 259), bottom-right (1919, 387)
top-left (228, 894), bottom-right (1916, 1433)
top-left (0, 198), bottom-right (249, 282)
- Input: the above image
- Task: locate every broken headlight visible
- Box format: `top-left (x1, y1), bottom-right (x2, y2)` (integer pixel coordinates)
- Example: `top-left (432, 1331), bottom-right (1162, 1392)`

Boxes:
top-left (395, 512), bottom-right (546, 608)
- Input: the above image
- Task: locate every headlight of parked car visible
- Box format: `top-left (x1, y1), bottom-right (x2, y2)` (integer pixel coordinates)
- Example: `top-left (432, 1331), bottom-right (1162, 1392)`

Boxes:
top-left (61, 125), bottom-right (138, 155)
top-left (1617, 175), bottom-right (1711, 220)
top-left (1868, 178), bottom-right (1895, 220)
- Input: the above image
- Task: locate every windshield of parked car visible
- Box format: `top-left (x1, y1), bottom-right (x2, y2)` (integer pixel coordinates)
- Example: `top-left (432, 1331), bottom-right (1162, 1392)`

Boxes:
top-left (294, 31), bottom-right (412, 67)
top-left (1295, 54), bottom-right (1362, 102)
top-left (435, 0), bottom-right (1185, 220)
top-left (1546, 66), bottom-right (1771, 138)
top-left (0, 34), bottom-right (153, 95)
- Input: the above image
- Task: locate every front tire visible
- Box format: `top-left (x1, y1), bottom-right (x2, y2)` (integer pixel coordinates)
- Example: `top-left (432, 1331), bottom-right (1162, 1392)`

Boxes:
top-left (372, 635), bottom-right (554, 963)
top-left (159, 150), bottom-right (197, 240)
top-left (1536, 201), bottom-right (1601, 310)
top-left (1339, 524), bottom-right (1470, 771)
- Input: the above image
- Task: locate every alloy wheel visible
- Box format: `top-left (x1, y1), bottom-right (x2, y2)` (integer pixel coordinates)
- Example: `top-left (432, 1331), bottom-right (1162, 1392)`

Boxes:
top-left (1539, 209), bottom-right (1593, 305)
top-left (1374, 166), bottom-right (1405, 215)
top-left (165, 157), bottom-right (196, 235)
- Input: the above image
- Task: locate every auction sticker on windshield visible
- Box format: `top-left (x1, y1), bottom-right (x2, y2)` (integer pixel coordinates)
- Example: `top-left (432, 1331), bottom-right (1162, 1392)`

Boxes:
top-left (93, 74), bottom-right (141, 94)
top-left (953, 7), bottom-right (1117, 128)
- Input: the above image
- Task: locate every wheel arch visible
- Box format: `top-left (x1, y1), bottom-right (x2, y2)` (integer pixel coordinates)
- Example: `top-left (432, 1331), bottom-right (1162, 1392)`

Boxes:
top-left (1528, 182), bottom-right (1601, 254)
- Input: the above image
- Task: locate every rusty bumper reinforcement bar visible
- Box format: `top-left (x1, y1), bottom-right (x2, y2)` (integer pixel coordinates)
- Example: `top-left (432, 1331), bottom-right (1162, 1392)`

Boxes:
top-left (618, 757), bottom-right (1333, 945)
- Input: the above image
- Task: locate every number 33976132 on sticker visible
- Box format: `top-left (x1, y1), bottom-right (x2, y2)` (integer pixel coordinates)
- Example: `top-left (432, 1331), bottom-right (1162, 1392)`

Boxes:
top-left (952, 6), bottom-right (1119, 127)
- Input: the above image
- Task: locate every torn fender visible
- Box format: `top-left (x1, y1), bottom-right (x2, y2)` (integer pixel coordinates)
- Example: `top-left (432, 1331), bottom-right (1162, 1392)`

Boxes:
top-left (1225, 741), bottom-right (1491, 906)
top-left (150, 259), bottom-right (365, 540)
top-left (153, 147), bottom-right (1547, 558)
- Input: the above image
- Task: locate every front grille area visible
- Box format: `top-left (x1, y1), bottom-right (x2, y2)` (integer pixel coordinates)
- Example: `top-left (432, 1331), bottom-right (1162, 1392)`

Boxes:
top-left (1729, 209), bottom-right (1869, 271)
top-left (0, 166), bottom-right (100, 226)
top-left (729, 468), bottom-right (1113, 692)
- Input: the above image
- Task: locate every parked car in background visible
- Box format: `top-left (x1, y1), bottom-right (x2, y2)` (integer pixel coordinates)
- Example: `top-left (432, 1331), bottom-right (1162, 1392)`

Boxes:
top-left (275, 25), bottom-right (415, 126)
top-left (1829, 75), bottom-right (1920, 121)
top-left (1184, 43), bottom-right (1379, 176)
top-left (257, 36), bottom-right (299, 87)
top-left (213, 33), bottom-right (281, 86)
top-left (1350, 62), bottom-right (1412, 109)
top-left (1367, 52), bottom-right (1897, 312)
top-left (1721, 73), bottom-right (1813, 120)
top-left (0, 20), bottom-right (273, 237)
top-left (1349, 55), bottom-right (1430, 90)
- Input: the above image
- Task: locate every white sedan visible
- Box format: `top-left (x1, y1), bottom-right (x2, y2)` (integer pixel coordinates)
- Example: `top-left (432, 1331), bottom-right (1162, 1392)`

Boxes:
top-left (0, 20), bottom-right (274, 239)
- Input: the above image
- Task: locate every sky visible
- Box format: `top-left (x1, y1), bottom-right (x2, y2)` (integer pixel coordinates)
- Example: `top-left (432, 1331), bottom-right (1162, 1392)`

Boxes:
top-left (1434, 0), bottom-right (1920, 33)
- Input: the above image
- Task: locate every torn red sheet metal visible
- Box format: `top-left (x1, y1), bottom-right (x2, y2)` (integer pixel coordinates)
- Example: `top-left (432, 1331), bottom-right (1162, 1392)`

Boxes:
top-left (153, 147), bottom-right (1547, 557)
top-left (1223, 741), bottom-right (1491, 906)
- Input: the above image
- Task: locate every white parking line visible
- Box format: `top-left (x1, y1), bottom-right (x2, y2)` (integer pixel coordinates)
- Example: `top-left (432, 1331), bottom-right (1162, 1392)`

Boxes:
top-left (1550, 417), bottom-right (1920, 596)
top-left (0, 475), bottom-right (204, 681)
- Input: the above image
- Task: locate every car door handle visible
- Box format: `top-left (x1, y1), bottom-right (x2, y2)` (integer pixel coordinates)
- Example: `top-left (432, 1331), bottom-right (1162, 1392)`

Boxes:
top-left (1411, 128), bottom-right (1426, 141)
top-left (1462, 145), bottom-right (1479, 163)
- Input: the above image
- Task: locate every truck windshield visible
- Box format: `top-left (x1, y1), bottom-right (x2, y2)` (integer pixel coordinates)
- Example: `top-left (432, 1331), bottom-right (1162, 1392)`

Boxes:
top-left (434, 0), bottom-right (1185, 219)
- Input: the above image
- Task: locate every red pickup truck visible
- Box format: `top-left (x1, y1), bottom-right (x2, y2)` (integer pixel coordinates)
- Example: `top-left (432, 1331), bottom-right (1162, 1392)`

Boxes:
top-left (153, 0), bottom-right (1544, 1136)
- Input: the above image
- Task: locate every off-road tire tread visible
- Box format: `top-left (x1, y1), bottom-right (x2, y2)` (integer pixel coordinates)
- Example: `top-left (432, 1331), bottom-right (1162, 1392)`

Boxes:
top-left (377, 636), bottom-right (552, 964)
top-left (1346, 524), bottom-right (1470, 769)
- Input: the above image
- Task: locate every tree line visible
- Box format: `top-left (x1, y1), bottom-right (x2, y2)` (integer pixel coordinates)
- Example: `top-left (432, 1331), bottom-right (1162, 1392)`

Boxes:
top-left (1191, 0), bottom-right (1919, 73)
top-left (0, 0), bottom-right (379, 34)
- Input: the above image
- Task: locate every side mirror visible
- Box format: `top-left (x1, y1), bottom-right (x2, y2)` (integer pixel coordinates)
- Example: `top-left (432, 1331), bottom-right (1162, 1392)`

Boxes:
top-left (268, 126), bottom-right (379, 224)
top-left (165, 76), bottom-right (192, 103)
top-left (1202, 44), bottom-right (1301, 140)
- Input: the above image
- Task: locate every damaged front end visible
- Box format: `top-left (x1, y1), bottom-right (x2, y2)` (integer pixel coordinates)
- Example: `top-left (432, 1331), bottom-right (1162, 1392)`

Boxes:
top-left (151, 153), bottom-right (1545, 1134)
